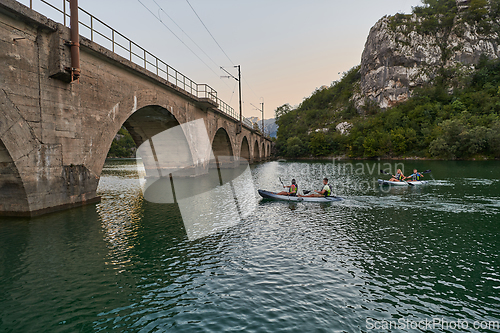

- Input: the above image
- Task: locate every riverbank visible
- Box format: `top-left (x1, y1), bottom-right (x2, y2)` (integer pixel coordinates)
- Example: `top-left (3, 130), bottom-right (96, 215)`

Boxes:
top-left (274, 154), bottom-right (498, 161)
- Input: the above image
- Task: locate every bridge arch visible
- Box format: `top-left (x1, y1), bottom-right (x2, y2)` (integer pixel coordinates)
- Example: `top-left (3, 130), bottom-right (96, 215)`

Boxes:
top-left (124, 105), bottom-right (193, 170)
top-left (0, 88), bottom-right (69, 215)
top-left (90, 89), bottom-right (189, 178)
top-left (253, 140), bottom-right (260, 162)
top-left (240, 136), bottom-right (250, 162)
top-left (0, 139), bottom-right (30, 213)
top-left (212, 127), bottom-right (234, 166)
top-left (262, 142), bottom-right (265, 160)
top-left (122, 105), bottom-right (184, 147)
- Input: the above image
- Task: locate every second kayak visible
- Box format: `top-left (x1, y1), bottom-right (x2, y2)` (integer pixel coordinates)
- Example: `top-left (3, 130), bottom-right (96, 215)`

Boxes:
top-left (258, 190), bottom-right (343, 202)
top-left (378, 179), bottom-right (429, 186)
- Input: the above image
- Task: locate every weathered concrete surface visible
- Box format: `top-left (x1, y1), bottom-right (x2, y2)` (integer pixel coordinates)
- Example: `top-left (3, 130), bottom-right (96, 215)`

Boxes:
top-left (0, 0), bottom-right (271, 216)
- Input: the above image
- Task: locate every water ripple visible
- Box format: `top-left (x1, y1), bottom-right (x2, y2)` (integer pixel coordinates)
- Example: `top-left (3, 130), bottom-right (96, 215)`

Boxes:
top-left (0, 160), bottom-right (499, 332)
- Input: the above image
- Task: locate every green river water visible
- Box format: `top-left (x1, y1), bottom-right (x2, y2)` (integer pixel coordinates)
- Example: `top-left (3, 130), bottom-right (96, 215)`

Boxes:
top-left (0, 159), bottom-right (499, 332)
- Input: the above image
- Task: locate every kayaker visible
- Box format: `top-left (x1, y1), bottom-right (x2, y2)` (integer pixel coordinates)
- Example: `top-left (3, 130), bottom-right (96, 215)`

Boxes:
top-left (406, 169), bottom-right (424, 182)
top-left (300, 178), bottom-right (332, 197)
top-left (277, 179), bottom-right (298, 196)
top-left (389, 169), bottom-right (405, 182)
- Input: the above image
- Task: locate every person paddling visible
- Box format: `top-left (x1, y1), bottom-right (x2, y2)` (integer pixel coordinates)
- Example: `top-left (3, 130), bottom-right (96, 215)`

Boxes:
top-left (300, 178), bottom-right (333, 197)
top-left (277, 179), bottom-right (298, 196)
top-left (405, 169), bottom-right (424, 182)
top-left (389, 169), bottom-right (405, 182)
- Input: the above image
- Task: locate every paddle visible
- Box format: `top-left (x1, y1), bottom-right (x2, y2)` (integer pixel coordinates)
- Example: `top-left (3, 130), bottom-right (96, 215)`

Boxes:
top-left (380, 170), bottom-right (414, 186)
top-left (279, 177), bottom-right (285, 188)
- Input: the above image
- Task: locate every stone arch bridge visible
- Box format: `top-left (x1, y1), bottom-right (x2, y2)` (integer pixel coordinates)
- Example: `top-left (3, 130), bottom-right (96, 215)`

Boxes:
top-left (0, 0), bottom-right (272, 216)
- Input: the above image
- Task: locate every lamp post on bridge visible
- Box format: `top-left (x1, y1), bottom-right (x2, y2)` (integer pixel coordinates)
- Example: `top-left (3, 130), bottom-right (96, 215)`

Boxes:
top-left (221, 65), bottom-right (242, 134)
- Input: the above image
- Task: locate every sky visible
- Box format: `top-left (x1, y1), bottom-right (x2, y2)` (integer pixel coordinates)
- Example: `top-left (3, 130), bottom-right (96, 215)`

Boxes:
top-left (27, 0), bottom-right (423, 119)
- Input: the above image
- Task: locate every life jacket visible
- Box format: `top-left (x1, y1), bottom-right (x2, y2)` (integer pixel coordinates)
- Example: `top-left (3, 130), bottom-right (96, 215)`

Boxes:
top-left (396, 173), bottom-right (403, 181)
top-left (323, 184), bottom-right (332, 197)
top-left (412, 173), bottom-right (421, 181)
top-left (289, 184), bottom-right (297, 195)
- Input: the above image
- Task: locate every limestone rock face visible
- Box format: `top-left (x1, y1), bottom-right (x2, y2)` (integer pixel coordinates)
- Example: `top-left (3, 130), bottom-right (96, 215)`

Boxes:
top-left (360, 13), bottom-right (500, 109)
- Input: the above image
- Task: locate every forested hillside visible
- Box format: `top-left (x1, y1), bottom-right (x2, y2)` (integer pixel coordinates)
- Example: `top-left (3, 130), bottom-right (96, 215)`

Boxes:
top-left (276, 57), bottom-right (500, 159)
top-left (275, 0), bottom-right (500, 159)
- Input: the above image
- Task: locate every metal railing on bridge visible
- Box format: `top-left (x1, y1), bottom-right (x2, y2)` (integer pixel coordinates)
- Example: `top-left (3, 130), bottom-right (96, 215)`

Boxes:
top-left (23, 0), bottom-right (251, 124)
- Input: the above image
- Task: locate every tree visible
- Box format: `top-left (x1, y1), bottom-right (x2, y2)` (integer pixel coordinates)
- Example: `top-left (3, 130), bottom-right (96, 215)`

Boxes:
top-left (390, 128), bottom-right (408, 155)
top-left (429, 119), bottom-right (468, 158)
top-left (286, 136), bottom-right (305, 158)
top-left (309, 132), bottom-right (330, 156)
top-left (108, 127), bottom-right (136, 158)
top-left (275, 104), bottom-right (292, 120)
top-left (487, 123), bottom-right (500, 157)
top-left (462, 0), bottom-right (499, 36)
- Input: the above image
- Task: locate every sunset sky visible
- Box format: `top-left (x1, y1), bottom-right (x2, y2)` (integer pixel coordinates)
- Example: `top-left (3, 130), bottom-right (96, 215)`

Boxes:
top-left (27, 0), bottom-right (423, 119)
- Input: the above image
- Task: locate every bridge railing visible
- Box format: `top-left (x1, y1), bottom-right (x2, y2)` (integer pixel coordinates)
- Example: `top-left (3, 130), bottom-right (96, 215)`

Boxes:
top-left (23, 0), bottom-right (254, 127)
top-left (243, 118), bottom-right (253, 128)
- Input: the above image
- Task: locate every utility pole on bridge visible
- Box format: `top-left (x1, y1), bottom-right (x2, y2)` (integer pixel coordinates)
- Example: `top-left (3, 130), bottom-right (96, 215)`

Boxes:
top-left (221, 65), bottom-right (242, 134)
top-left (251, 99), bottom-right (265, 136)
top-left (260, 100), bottom-right (264, 136)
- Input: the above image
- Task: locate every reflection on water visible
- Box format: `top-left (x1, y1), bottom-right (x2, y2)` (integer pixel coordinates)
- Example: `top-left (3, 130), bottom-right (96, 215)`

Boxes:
top-left (0, 159), bottom-right (499, 332)
top-left (96, 175), bottom-right (145, 273)
top-left (132, 118), bottom-right (257, 241)
top-left (177, 180), bottom-right (240, 240)
top-left (141, 161), bottom-right (257, 241)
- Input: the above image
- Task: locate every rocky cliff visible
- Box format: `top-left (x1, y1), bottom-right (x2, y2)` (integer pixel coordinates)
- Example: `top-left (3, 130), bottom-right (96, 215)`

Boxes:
top-left (359, 0), bottom-right (500, 109)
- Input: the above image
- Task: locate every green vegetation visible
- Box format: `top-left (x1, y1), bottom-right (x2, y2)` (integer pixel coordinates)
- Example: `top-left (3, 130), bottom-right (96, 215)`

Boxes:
top-left (275, 57), bottom-right (500, 159)
top-left (274, 0), bottom-right (500, 160)
top-left (275, 66), bottom-right (360, 157)
top-left (107, 127), bottom-right (136, 158)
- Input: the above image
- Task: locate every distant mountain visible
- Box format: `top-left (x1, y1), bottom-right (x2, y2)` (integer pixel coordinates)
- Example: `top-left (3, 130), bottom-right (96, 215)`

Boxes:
top-left (247, 116), bottom-right (259, 124)
top-left (247, 117), bottom-right (277, 138)
top-left (264, 118), bottom-right (277, 138)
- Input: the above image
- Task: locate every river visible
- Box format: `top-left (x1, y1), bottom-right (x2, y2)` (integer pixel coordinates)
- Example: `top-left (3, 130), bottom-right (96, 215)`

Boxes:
top-left (0, 159), bottom-right (499, 332)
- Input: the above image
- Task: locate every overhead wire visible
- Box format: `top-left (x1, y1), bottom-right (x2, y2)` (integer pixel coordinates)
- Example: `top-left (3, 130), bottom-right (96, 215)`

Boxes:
top-left (185, 0), bottom-right (234, 65)
top-left (136, 0), bottom-right (221, 79)
top-left (228, 80), bottom-right (238, 105)
top-left (183, 0), bottom-right (263, 113)
top-left (150, 0), bottom-right (233, 91)
top-left (185, 0), bottom-right (259, 105)
top-left (151, 0), bottom-right (220, 70)
top-left (243, 76), bottom-right (260, 101)
top-left (140, 0), bottom-right (262, 116)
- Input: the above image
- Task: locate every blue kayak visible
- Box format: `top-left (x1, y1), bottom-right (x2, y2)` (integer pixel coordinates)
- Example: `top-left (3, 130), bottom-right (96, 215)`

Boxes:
top-left (258, 190), bottom-right (343, 202)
